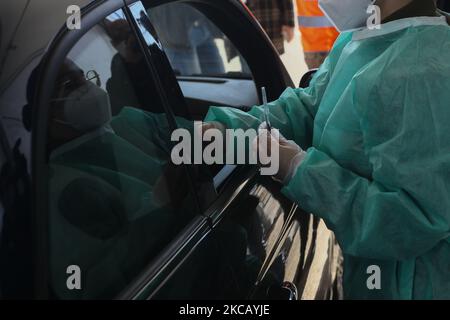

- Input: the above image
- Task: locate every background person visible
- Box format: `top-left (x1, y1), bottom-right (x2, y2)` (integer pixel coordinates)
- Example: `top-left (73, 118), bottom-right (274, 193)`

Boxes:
top-left (244, 0), bottom-right (296, 55)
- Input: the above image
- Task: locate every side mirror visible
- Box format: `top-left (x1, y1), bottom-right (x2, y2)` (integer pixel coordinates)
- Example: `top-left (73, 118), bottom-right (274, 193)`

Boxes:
top-left (299, 69), bottom-right (318, 89)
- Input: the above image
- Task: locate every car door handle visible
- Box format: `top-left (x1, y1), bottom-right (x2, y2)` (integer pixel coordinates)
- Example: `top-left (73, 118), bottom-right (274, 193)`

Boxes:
top-left (266, 281), bottom-right (298, 300)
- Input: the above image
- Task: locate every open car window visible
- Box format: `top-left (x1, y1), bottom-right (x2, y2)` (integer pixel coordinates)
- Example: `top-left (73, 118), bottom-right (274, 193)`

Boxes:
top-left (146, 2), bottom-right (252, 79)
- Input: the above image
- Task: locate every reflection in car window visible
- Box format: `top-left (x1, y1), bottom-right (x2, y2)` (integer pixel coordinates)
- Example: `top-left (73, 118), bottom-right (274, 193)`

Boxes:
top-left (132, 2), bottom-right (256, 185)
top-left (46, 9), bottom-right (198, 299)
top-left (148, 3), bottom-right (251, 78)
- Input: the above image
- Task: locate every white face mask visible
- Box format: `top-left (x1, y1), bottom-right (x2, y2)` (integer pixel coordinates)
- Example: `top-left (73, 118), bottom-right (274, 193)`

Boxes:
top-left (319, 0), bottom-right (376, 32)
top-left (59, 81), bottom-right (112, 133)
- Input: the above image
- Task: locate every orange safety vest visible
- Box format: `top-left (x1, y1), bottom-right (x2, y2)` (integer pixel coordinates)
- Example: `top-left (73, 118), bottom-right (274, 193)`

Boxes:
top-left (296, 0), bottom-right (339, 53)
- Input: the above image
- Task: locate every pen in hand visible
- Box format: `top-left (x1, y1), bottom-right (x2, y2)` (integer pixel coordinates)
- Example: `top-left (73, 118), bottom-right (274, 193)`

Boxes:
top-left (261, 87), bottom-right (272, 131)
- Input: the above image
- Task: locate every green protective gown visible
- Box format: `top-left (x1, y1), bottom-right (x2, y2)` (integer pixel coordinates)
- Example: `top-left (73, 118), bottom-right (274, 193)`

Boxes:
top-left (205, 16), bottom-right (450, 299)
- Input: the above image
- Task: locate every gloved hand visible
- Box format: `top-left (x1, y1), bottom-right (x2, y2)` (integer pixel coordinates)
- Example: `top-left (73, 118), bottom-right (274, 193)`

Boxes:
top-left (196, 121), bottom-right (226, 137)
top-left (282, 25), bottom-right (295, 42)
top-left (253, 122), bottom-right (307, 185)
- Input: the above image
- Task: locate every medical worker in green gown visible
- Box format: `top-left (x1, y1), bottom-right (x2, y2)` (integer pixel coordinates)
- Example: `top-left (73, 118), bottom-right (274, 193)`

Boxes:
top-left (203, 0), bottom-right (450, 299)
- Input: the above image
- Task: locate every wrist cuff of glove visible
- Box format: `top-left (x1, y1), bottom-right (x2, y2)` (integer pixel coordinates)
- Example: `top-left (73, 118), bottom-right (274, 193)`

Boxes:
top-left (282, 150), bottom-right (307, 186)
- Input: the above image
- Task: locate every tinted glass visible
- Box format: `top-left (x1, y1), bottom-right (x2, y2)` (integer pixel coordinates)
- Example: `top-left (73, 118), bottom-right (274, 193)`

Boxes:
top-left (46, 8), bottom-right (198, 299)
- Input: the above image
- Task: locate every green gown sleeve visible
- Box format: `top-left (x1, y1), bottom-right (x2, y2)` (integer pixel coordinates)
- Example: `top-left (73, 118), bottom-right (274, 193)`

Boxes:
top-left (282, 64), bottom-right (450, 261)
top-left (205, 57), bottom-right (331, 150)
top-left (204, 33), bottom-right (353, 150)
top-left (204, 33), bottom-right (353, 149)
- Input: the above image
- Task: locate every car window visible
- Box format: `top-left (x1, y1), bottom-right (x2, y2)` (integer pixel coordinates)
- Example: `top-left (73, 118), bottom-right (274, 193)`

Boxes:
top-left (147, 2), bottom-right (251, 78)
top-left (132, 1), bottom-right (259, 189)
top-left (46, 8), bottom-right (199, 299)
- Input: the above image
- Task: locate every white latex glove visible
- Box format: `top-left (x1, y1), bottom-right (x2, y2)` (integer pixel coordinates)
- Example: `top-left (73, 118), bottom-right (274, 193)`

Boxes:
top-left (196, 121), bottom-right (226, 137)
top-left (253, 122), bottom-right (307, 185)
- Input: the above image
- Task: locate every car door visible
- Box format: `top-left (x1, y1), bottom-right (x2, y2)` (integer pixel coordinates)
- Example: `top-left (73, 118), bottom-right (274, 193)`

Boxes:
top-left (0, 104), bottom-right (33, 299)
top-left (30, 0), bottom-right (218, 299)
top-left (28, 0), bottom-right (339, 300)
top-left (123, 0), bottom-right (339, 300)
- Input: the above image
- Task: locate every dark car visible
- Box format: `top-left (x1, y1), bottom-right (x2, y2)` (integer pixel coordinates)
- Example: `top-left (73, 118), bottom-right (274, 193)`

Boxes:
top-left (0, 0), bottom-right (341, 300)
top-left (437, 0), bottom-right (450, 12)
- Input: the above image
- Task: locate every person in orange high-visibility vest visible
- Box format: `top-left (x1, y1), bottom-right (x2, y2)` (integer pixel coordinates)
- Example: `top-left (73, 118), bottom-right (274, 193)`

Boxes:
top-left (296, 0), bottom-right (339, 69)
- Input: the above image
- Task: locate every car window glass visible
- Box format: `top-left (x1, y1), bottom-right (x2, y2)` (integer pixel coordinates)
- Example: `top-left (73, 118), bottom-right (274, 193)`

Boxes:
top-left (0, 138), bottom-right (5, 169)
top-left (46, 8), bottom-right (198, 299)
top-left (133, 2), bottom-right (259, 189)
top-left (147, 3), bottom-right (251, 78)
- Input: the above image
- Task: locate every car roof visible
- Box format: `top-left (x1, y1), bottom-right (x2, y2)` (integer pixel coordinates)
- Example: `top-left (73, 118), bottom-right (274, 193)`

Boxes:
top-left (0, 0), bottom-right (93, 92)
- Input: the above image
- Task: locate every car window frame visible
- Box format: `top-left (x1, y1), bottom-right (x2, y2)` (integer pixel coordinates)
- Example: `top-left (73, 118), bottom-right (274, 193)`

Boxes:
top-left (32, 0), bottom-right (206, 299)
top-left (141, 0), bottom-right (293, 97)
top-left (125, 1), bottom-right (194, 122)
top-left (137, 0), bottom-right (293, 200)
top-left (149, 0), bottom-right (305, 298)
top-left (133, 0), bottom-right (255, 194)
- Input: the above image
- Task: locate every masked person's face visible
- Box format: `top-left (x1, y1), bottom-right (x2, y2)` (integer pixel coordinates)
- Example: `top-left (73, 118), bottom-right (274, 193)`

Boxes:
top-left (49, 61), bottom-right (112, 149)
top-left (319, 0), bottom-right (376, 32)
top-left (54, 81), bottom-right (112, 132)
